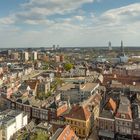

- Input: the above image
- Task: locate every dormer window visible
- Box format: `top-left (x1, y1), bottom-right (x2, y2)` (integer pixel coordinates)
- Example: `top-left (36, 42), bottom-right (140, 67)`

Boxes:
top-left (121, 114), bottom-right (125, 119)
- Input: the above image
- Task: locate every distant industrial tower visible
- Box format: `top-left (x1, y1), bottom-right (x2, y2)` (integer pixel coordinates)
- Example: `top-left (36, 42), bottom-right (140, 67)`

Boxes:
top-left (108, 41), bottom-right (112, 51)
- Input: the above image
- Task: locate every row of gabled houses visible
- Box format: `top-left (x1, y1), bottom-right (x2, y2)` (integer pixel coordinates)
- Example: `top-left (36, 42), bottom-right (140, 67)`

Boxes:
top-left (2, 80), bottom-right (102, 139)
top-left (98, 94), bottom-right (140, 140)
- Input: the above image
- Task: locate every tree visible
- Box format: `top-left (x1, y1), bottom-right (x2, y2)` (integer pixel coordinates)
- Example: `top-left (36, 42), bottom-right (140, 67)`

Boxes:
top-left (56, 78), bottom-right (64, 86)
top-left (64, 63), bottom-right (73, 71)
top-left (36, 91), bottom-right (51, 100)
top-left (43, 62), bottom-right (49, 70)
top-left (46, 91), bottom-right (51, 97)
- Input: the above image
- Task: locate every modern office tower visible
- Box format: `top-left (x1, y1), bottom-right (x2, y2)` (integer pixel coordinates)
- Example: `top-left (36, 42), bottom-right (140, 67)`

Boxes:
top-left (22, 51), bottom-right (29, 61)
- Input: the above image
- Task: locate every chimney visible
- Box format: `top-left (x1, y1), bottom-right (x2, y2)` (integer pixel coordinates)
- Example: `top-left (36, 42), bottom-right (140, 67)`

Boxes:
top-left (67, 96), bottom-right (71, 109)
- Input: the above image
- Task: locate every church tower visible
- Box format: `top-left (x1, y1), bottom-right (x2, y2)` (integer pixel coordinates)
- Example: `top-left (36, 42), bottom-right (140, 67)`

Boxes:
top-left (120, 40), bottom-right (125, 55)
top-left (120, 40), bottom-right (125, 56)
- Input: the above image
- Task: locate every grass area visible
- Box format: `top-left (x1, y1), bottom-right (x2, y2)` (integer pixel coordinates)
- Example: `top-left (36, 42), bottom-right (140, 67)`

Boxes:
top-left (36, 91), bottom-right (51, 100)
top-left (17, 131), bottom-right (29, 140)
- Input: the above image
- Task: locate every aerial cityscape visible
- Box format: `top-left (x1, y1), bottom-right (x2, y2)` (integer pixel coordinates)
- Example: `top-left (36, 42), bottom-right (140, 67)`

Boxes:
top-left (0, 0), bottom-right (140, 140)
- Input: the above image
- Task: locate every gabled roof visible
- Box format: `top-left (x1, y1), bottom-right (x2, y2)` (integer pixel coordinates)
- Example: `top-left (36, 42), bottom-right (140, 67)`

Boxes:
top-left (64, 105), bottom-right (91, 121)
top-left (99, 110), bottom-right (114, 119)
top-left (25, 79), bottom-right (39, 90)
top-left (51, 125), bottom-right (78, 140)
top-left (107, 98), bottom-right (117, 113)
top-left (116, 96), bottom-right (132, 120)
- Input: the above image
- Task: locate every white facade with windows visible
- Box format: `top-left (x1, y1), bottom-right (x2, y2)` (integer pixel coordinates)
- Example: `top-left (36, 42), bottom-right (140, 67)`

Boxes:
top-left (0, 110), bottom-right (28, 140)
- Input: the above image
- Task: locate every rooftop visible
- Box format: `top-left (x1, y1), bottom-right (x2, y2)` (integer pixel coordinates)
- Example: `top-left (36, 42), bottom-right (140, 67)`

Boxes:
top-left (99, 110), bottom-right (114, 119)
top-left (64, 105), bottom-right (91, 121)
top-left (59, 82), bottom-right (98, 92)
top-left (107, 98), bottom-right (117, 113)
top-left (0, 109), bottom-right (24, 127)
top-left (59, 83), bottom-right (75, 91)
top-left (51, 125), bottom-right (78, 140)
top-left (120, 96), bottom-right (130, 105)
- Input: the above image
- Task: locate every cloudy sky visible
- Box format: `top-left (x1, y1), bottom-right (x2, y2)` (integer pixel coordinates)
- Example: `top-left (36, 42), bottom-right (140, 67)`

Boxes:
top-left (0, 0), bottom-right (140, 48)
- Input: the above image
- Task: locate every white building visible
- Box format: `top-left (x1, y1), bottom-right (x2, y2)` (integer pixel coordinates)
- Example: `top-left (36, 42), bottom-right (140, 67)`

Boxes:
top-left (32, 51), bottom-right (38, 60)
top-left (59, 82), bottom-right (99, 103)
top-left (22, 51), bottom-right (29, 61)
top-left (0, 110), bottom-right (28, 140)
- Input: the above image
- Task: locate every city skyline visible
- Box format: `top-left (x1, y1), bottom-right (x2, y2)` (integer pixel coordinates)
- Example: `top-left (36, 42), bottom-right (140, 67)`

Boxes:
top-left (0, 0), bottom-right (140, 48)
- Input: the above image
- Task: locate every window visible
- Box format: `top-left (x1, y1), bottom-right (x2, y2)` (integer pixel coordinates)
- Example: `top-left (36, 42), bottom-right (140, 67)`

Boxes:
top-left (79, 129), bottom-right (81, 134)
top-left (2, 130), bottom-right (5, 136)
top-left (16, 103), bottom-right (23, 110)
top-left (63, 136), bottom-right (66, 140)
top-left (32, 108), bottom-right (40, 118)
top-left (135, 124), bottom-right (139, 129)
top-left (40, 110), bottom-right (48, 120)
top-left (83, 123), bottom-right (85, 127)
top-left (73, 121), bottom-right (75, 125)
top-left (121, 114), bottom-right (125, 119)
top-left (11, 103), bottom-right (15, 109)
top-left (105, 125), bottom-right (108, 129)
top-left (127, 122), bottom-right (130, 127)
top-left (110, 126), bottom-right (113, 130)
top-left (83, 130), bottom-right (85, 135)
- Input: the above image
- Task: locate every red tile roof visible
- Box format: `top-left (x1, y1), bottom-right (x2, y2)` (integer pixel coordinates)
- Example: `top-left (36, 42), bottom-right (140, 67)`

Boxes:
top-left (25, 79), bottom-right (39, 90)
top-left (107, 98), bottom-right (117, 113)
top-left (57, 125), bottom-right (78, 140)
top-left (57, 103), bottom-right (68, 117)
top-left (64, 105), bottom-right (91, 121)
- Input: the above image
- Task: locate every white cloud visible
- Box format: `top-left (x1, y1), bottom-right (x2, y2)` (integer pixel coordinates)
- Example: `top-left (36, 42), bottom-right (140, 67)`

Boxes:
top-left (0, 2), bottom-right (140, 47)
top-left (74, 16), bottom-right (84, 21)
top-left (0, 17), bottom-right (15, 25)
top-left (100, 3), bottom-right (140, 25)
top-left (21, 0), bottom-right (94, 16)
top-left (0, 0), bottom-right (94, 26)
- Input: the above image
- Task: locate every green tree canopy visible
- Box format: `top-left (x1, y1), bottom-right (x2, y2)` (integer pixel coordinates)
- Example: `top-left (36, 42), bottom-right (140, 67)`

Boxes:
top-left (30, 131), bottom-right (49, 140)
top-left (64, 63), bottom-right (73, 71)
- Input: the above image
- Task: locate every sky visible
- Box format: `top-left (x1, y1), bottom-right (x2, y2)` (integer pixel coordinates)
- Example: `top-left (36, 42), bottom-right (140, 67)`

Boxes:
top-left (0, 0), bottom-right (140, 48)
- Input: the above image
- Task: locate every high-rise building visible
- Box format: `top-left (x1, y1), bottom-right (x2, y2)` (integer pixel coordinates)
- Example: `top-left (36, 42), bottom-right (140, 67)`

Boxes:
top-left (57, 45), bottom-right (60, 49)
top-left (11, 52), bottom-right (19, 60)
top-left (32, 51), bottom-right (38, 60)
top-left (22, 51), bottom-right (29, 61)
top-left (55, 55), bottom-right (60, 62)
top-left (53, 45), bottom-right (56, 50)
top-left (60, 54), bottom-right (64, 62)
